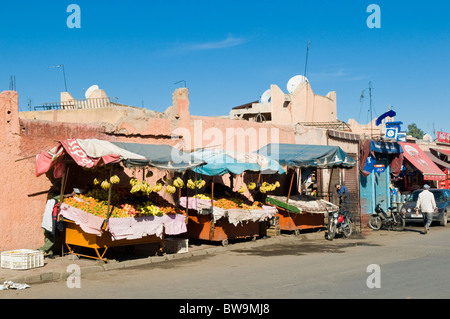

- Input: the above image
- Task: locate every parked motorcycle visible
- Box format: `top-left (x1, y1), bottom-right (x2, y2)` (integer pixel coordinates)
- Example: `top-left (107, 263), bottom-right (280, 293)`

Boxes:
top-left (368, 200), bottom-right (405, 231)
top-left (326, 209), bottom-right (353, 240)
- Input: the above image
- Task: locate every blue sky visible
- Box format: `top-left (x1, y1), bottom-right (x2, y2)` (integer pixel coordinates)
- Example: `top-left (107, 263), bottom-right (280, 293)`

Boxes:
top-left (1, 0), bottom-right (449, 137)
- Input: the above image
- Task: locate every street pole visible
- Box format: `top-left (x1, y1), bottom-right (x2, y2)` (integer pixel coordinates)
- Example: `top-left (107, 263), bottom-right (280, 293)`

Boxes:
top-left (61, 65), bottom-right (68, 92)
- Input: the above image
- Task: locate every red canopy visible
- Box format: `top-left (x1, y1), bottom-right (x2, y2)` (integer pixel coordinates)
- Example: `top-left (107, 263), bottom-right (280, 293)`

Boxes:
top-left (400, 143), bottom-right (446, 181)
top-left (36, 139), bottom-right (126, 178)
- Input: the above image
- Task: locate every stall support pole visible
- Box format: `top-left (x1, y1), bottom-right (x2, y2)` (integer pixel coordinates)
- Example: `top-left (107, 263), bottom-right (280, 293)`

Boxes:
top-left (59, 165), bottom-right (69, 257)
top-left (60, 166), bottom-right (69, 204)
top-left (105, 166), bottom-right (113, 229)
top-left (327, 168), bottom-right (334, 202)
top-left (211, 177), bottom-right (214, 207)
top-left (210, 177), bottom-right (215, 238)
top-left (286, 169), bottom-right (295, 203)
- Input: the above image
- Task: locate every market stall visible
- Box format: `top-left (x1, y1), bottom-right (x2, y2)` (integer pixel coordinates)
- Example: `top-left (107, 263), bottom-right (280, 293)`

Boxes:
top-left (178, 150), bottom-right (285, 245)
top-left (257, 143), bottom-right (357, 234)
top-left (35, 138), bottom-right (202, 260)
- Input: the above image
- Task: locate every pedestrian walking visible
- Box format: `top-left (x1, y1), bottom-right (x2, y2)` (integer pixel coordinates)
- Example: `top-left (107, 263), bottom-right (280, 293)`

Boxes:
top-left (415, 184), bottom-right (437, 234)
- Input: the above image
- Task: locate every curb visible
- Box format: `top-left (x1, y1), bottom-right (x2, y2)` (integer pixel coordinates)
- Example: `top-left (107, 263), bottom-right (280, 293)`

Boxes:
top-left (1, 230), bottom-right (343, 285)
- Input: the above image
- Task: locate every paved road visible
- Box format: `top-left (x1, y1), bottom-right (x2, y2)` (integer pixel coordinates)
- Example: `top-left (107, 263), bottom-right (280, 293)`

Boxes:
top-left (3, 224), bottom-right (450, 300)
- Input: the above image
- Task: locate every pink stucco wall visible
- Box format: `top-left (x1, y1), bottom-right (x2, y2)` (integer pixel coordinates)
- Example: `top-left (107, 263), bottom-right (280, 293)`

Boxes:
top-left (0, 88), bottom-right (358, 251)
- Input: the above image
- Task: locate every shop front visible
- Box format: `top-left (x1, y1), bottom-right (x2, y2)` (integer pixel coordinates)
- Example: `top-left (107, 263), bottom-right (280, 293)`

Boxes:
top-left (359, 139), bottom-right (404, 215)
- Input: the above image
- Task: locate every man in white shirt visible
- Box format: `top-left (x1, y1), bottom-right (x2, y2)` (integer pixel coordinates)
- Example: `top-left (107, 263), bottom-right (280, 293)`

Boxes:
top-left (415, 184), bottom-right (437, 234)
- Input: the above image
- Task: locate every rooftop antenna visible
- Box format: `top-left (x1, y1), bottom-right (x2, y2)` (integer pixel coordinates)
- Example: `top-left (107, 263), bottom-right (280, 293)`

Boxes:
top-left (358, 89), bottom-right (365, 122)
top-left (368, 81), bottom-right (376, 138)
top-left (174, 80), bottom-right (187, 88)
top-left (49, 64), bottom-right (68, 92)
top-left (9, 76), bottom-right (16, 91)
top-left (304, 40), bottom-right (311, 78)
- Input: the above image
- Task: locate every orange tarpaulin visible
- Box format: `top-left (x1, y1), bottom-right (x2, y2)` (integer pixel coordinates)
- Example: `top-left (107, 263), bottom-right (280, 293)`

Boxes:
top-left (400, 142), bottom-right (446, 181)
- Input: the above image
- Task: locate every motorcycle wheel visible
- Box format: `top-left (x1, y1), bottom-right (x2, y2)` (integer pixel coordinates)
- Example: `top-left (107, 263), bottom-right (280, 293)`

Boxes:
top-left (368, 214), bottom-right (382, 230)
top-left (392, 213), bottom-right (405, 231)
top-left (327, 220), bottom-right (336, 241)
top-left (342, 218), bottom-right (353, 238)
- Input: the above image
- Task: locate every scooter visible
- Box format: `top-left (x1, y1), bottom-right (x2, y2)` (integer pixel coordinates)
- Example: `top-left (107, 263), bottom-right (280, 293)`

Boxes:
top-left (326, 209), bottom-right (353, 241)
top-left (368, 200), bottom-right (405, 231)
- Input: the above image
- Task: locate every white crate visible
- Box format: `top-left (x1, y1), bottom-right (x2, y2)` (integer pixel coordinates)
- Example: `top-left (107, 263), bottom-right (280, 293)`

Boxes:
top-left (1, 249), bottom-right (44, 270)
top-left (164, 238), bottom-right (189, 254)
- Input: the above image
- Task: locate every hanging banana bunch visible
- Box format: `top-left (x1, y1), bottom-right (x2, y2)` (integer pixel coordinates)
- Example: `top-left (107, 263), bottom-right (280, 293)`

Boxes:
top-left (101, 180), bottom-right (111, 190)
top-left (153, 183), bottom-right (163, 193)
top-left (173, 177), bottom-right (184, 188)
top-left (110, 175), bottom-right (120, 184)
top-left (195, 179), bottom-right (206, 189)
top-left (165, 185), bottom-right (176, 194)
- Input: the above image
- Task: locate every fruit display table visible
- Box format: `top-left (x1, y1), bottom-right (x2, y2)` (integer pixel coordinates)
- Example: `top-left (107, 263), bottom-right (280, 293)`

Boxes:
top-left (60, 202), bottom-right (187, 260)
top-left (265, 195), bottom-right (338, 235)
top-left (64, 219), bottom-right (164, 261)
top-left (179, 196), bottom-right (277, 245)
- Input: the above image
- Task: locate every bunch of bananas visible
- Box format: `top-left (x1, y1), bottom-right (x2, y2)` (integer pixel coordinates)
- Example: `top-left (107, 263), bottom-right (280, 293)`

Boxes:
top-left (153, 183), bottom-right (163, 193)
top-left (130, 178), bottom-right (139, 186)
top-left (187, 179), bottom-right (196, 190)
top-left (109, 175), bottom-right (120, 184)
top-left (136, 201), bottom-right (163, 216)
top-left (140, 182), bottom-right (154, 195)
top-left (101, 180), bottom-right (111, 190)
top-left (93, 178), bottom-right (100, 186)
top-left (196, 179), bottom-right (206, 189)
top-left (248, 182), bottom-right (256, 190)
top-left (130, 183), bottom-right (141, 194)
top-left (193, 194), bottom-right (211, 200)
top-left (187, 179), bottom-right (206, 190)
top-left (129, 179), bottom-right (153, 195)
top-left (165, 185), bottom-right (176, 194)
top-left (259, 181), bottom-right (280, 193)
top-left (238, 186), bottom-right (246, 193)
top-left (173, 177), bottom-right (184, 188)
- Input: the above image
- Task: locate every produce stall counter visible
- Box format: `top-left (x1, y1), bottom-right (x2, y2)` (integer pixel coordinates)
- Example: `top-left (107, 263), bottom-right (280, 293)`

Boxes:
top-left (265, 195), bottom-right (339, 234)
top-left (179, 197), bottom-right (277, 245)
top-left (60, 203), bottom-right (187, 260)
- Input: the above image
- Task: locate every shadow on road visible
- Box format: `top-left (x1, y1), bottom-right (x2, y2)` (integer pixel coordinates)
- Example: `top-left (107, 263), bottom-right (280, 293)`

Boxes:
top-left (231, 240), bottom-right (381, 257)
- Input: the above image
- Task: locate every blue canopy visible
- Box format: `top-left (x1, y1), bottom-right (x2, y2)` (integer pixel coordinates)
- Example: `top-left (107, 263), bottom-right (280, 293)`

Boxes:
top-left (370, 141), bottom-right (403, 154)
top-left (110, 141), bottom-right (203, 171)
top-left (190, 150), bottom-right (285, 176)
top-left (256, 143), bottom-right (357, 169)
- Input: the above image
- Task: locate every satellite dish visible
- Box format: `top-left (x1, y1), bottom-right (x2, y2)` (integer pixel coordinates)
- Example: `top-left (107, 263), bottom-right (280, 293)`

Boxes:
top-left (85, 85), bottom-right (99, 99)
top-left (287, 75), bottom-right (307, 94)
top-left (260, 89), bottom-right (271, 103)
